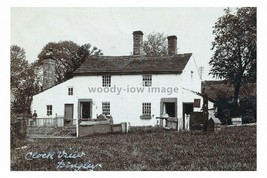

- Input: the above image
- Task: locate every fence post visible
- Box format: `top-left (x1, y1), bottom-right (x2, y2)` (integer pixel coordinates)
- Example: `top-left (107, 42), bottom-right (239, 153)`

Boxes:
top-left (54, 116), bottom-right (57, 127)
top-left (188, 114), bottom-right (190, 131)
top-left (185, 114), bottom-right (190, 131)
top-left (178, 117), bottom-right (183, 131)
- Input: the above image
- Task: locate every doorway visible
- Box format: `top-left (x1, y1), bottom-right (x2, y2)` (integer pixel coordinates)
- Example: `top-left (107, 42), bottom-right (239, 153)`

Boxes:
top-left (164, 102), bottom-right (176, 117)
top-left (78, 99), bottom-right (92, 120)
top-left (64, 104), bottom-right (73, 126)
top-left (160, 98), bottom-right (177, 117)
top-left (183, 102), bottom-right (194, 129)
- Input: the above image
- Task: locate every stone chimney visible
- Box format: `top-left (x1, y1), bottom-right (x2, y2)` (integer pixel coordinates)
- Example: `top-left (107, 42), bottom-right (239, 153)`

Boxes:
top-left (133, 30), bottom-right (143, 55)
top-left (167, 35), bottom-right (177, 55)
top-left (43, 49), bottom-right (56, 90)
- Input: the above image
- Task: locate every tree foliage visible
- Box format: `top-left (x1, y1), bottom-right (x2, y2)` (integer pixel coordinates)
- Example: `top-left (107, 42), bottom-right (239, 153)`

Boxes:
top-left (215, 93), bottom-right (235, 125)
top-left (11, 45), bottom-right (27, 88)
top-left (34, 41), bottom-right (103, 85)
top-left (215, 93), bottom-right (256, 124)
top-left (143, 32), bottom-right (168, 56)
top-left (11, 45), bottom-right (40, 115)
top-left (209, 7), bottom-right (256, 116)
top-left (240, 95), bottom-right (256, 123)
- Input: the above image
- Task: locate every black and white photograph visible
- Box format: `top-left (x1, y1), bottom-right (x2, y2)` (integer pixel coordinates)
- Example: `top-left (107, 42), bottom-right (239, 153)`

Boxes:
top-left (4, 0), bottom-right (262, 175)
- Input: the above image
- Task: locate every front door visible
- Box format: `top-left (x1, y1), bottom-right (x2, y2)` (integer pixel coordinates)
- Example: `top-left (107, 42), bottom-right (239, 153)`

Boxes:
top-left (64, 104), bottom-right (74, 126)
top-left (80, 102), bottom-right (91, 119)
top-left (183, 102), bottom-right (194, 129)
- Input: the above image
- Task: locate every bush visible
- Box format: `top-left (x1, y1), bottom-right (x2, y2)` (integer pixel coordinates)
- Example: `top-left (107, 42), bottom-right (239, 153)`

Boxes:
top-left (215, 94), bottom-right (256, 124)
top-left (240, 95), bottom-right (256, 124)
top-left (215, 94), bottom-right (235, 125)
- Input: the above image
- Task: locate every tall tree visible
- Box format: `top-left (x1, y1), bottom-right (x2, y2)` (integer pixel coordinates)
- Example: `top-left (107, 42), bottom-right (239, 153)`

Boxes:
top-left (11, 45), bottom-right (27, 88)
top-left (209, 7), bottom-right (256, 116)
top-left (34, 41), bottom-right (103, 85)
top-left (143, 32), bottom-right (168, 56)
top-left (11, 45), bottom-right (40, 115)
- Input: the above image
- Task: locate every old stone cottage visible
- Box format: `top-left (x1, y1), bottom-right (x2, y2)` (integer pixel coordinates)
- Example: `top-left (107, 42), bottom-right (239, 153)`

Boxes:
top-left (31, 31), bottom-right (204, 133)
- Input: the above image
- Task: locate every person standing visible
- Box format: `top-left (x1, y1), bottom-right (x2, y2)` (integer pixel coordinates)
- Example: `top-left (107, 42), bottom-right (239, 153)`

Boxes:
top-left (32, 110), bottom-right (38, 126)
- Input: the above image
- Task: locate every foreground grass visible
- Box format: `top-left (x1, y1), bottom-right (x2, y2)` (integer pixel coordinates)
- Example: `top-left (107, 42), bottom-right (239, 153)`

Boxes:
top-left (11, 125), bottom-right (256, 171)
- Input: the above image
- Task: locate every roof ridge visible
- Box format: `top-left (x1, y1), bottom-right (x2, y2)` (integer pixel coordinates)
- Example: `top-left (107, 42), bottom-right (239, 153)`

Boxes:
top-left (89, 53), bottom-right (192, 58)
top-left (74, 53), bottom-right (192, 75)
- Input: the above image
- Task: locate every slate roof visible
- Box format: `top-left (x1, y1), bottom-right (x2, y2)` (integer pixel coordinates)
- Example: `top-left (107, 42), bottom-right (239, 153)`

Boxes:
top-left (74, 53), bottom-right (192, 75)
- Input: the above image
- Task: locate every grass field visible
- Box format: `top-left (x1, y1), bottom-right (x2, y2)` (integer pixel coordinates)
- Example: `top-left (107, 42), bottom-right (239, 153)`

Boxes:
top-left (11, 125), bottom-right (256, 171)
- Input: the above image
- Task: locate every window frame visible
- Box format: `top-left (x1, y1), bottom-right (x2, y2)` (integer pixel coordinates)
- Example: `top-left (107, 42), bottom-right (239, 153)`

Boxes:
top-left (193, 99), bottom-right (201, 108)
top-left (102, 75), bottom-right (111, 87)
top-left (102, 102), bottom-right (110, 115)
top-left (142, 75), bottom-right (152, 87)
top-left (46, 105), bottom-right (52, 116)
top-left (141, 102), bottom-right (152, 119)
top-left (68, 87), bottom-right (73, 96)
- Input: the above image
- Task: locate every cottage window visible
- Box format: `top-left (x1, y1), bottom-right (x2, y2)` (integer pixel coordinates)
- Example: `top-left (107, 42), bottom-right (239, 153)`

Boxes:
top-left (102, 102), bottom-right (110, 115)
top-left (142, 103), bottom-right (151, 116)
top-left (47, 105), bottom-right (52, 116)
top-left (68, 87), bottom-right (73, 95)
top-left (193, 99), bottom-right (201, 108)
top-left (102, 75), bottom-right (111, 87)
top-left (143, 75), bottom-right (152, 87)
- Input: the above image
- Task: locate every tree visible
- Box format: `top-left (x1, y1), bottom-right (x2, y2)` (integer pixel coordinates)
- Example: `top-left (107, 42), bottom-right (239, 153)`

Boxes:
top-left (240, 95), bottom-right (256, 123)
top-left (34, 41), bottom-right (103, 85)
top-left (143, 32), bottom-right (168, 56)
top-left (11, 45), bottom-right (27, 88)
top-left (11, 45), bottom-right (40, 115)
top-left (209, 7), bottom-right (256, 116)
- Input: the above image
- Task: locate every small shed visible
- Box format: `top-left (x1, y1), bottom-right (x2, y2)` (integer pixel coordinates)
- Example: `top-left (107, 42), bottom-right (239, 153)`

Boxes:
top-left (207, 117), bottom-right (221, 132)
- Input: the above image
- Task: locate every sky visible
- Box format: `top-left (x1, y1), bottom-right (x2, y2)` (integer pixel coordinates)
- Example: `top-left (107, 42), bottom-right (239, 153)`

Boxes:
top-left (11, 7), bottom-right (226, 80)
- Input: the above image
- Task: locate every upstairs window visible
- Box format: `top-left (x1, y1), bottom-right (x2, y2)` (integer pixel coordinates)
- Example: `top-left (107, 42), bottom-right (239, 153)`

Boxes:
top-left (102, 75), bottom-right (111, 87)
top-left (102, 102), bottom-right (110, 115)
top-left (68, 87), bottom-right (73, 95)
top-left (143, 75), bottom-right (152, 87)
top-left (47, 105), bottom-right (52, 116)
